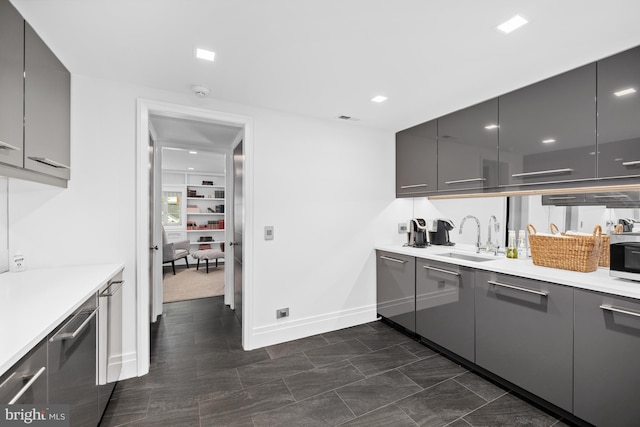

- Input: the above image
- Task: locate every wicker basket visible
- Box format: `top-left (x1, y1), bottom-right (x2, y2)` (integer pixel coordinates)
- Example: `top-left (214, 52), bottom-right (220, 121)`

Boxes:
top-left (550, 223), bottom-right (623, 268)
top-left (527, 224), bottom-right (601, 272)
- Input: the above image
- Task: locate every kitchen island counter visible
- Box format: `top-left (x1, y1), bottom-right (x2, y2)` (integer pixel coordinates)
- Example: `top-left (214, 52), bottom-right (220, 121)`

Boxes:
top-left (0, 263), bottom-right (124, 377)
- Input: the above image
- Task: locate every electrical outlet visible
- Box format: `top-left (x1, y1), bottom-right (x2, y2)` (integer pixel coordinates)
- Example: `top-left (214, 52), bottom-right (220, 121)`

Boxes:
top-left (398, 223), bottom-right (408, 234)
top-left (276, 307), bottom-right (289, 319)
top-left (265, 226), bottom-right (274, 240)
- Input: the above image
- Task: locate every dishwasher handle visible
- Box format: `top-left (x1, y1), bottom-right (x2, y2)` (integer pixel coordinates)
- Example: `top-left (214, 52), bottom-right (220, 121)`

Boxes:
top-left (100, 280), bottom-right (124, 297)
top-left (49, 308), bottom-right (98, 342)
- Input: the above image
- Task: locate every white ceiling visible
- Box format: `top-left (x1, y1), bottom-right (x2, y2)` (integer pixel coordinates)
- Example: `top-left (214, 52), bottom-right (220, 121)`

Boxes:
top-left (11, 0), bottom-right (640, 132)
top-left (150, 114), bottom-right (242, 149)
top-left (161, 147), bottom-right (226, 173)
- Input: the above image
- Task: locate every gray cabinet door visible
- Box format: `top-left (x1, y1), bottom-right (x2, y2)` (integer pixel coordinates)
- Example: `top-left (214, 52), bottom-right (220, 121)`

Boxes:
top-left (396, 120), bottom-right (437, 197)
top-left (574, 289), bottom-right (640, 427)
top-left (597, 46), bottom-right (640, 179)
top-left (376, 250), bottom-right (415, 332)
top-left (416, 259), bottom-right (474, 361)
top-left (0, 1), bottom-right (24, 168)
top-left (48, 296), bottom-right (98, 427)
top-left (437, 99), bottom-right (499, 192)
top-left (499, 64), bottom-right (596, 187)
top-left (0, 340), bottom-right (47, 404)
top-left (24, 22), bottom-right (71, 180)
top-left (475, 271), bottom-right (573, 412)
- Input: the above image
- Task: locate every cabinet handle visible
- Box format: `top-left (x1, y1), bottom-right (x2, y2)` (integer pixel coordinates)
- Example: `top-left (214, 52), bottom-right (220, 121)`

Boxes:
top-left (424, 265), bottom-right (459, 276)
top-left (600, 304), bottom-right (640, 318)
top-left (488, 280), bottom-right (548, 297)
top-left (27, 156), bottom-right (70, 170)
top-left (632, 251), bottom-right (640, 255)
top-left (548, 196), bottom-right (576, 200)
top-left (380, 255), bottom-right (407, 264)
top-left (49, 308), bottom-right (98, 342)
top-left (622, 160), bottom-right (640, 166)
top-left (8, 366), bottom-right (46, 404)
top-left (0, 140), bottom-right (21, 151)
top-left (511, 168), bottom-right (573, 178)
top-left (100, 280), bottom-right (124, 297)
top-left (444, 177), bottom-right (486, 185)
top-left (400, 183), bottom-right (427, 189)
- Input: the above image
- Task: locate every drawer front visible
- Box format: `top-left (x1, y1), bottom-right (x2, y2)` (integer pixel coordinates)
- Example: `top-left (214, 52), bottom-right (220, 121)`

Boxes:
top-left (416, 259), bottom-right (474, 361)
top-left (475, 271), bottom-right (573, 412)
top-left (574, 289), bottom-right (640, 427)
top-left (376, 250), bottom-right (416, 332)
top-left (0, 341), bottom-right (47, 404)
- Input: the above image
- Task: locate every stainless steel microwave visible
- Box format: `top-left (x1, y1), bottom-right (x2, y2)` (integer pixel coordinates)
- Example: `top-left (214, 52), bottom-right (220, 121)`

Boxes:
top-left (610, 233), bottom-right (640, 281)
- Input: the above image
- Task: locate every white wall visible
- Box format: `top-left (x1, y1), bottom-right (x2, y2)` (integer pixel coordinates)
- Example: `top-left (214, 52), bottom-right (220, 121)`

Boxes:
top-left (8, 73), bottom-right (397, 371)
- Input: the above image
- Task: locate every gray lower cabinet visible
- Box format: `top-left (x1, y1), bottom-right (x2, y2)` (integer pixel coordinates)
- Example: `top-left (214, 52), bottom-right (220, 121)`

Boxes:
top-left (376, 250), bottom-right (416, 332)
top-left (416, 259), bottom-right (474, 361)
top-left (48, 295), bottom-right (99, 427)
top-left (475, 271), bottom-right (573, 412)
top-left (396, 120), bottom-right (437, 197)
top-left (24, 22), bottom-right (71, 181)
top-left (574, 289), bottom-right (640, 427)
top-left (0, 339), bottom-right (47, 404)
top-left (0, 0), bottom-right (25, 168)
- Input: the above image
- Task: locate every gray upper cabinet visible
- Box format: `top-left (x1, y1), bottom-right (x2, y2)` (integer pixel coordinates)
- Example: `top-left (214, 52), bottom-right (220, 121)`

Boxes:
top-left (597, 46), bottom-right (640, 179)
top-left (396, 120), bottom-right (437, 197)
top-left (574, 289), bottom-right (640, 427)
top-left (498, 64), bottom-right (597, 187)
top-left (0, 1), bottom-right (25, 168)
top-left (376, 250), bottom-right (416, 333)
top-left (24, 22), bottom-right (71, 180)
top-left (475, 271), bottom-right (573, 412)
top-left (437, 99), bottom-right (498, 192)
top-left (415, 259), bottom-right (474, 362)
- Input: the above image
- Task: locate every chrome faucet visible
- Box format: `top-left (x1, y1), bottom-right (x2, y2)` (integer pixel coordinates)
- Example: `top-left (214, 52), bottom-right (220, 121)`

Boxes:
top-left (459, 215), bottom-right (483, 253)
top-left (486, 215), bottom-right (500, 255)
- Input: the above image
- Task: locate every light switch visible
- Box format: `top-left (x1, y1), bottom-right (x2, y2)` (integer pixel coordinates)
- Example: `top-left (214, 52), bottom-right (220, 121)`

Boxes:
top-left (265, 226), bottom-right (274, 240)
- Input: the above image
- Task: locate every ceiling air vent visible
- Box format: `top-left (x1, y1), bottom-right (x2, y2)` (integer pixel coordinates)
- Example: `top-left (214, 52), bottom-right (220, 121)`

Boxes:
top-left (338, 115), bottom-right (352, 120)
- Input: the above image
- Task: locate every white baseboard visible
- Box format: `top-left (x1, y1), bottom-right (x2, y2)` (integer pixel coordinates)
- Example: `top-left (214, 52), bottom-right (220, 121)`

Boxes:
top-left (108, 351), bottom-right (138, 382)
top-left (247, 304), bottom-right (378, 350)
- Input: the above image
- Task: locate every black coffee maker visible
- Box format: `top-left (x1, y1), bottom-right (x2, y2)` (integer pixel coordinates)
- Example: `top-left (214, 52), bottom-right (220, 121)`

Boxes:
top-left (408, 218), bottom-right (429, 247)
top-left (429, 219), bottom-right (455, 246)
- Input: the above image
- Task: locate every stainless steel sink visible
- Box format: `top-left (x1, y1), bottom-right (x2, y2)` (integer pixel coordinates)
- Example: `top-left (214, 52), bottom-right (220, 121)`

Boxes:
top-left (433, 252), bottom-right (495, 262)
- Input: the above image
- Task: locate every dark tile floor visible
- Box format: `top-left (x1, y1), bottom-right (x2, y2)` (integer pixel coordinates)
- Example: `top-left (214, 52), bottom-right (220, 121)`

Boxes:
top-left (99, 297), bottom-right (572, 427)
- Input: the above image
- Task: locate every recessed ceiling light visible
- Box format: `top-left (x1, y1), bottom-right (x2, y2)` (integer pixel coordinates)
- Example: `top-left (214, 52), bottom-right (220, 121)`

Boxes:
top-left (497, 15), bottom-right (528, 34)
top-left (371, 95), bottom-right (388, 103)
top-left (195, 48), bottom-right (215, 61)
top-left (542, 138), bottom-right (556, 144)
top-left (484, 124), bottom-right (499, 130)
top-left (189, 151), bottom-right (198, 154)
top-left (614, 87), bottom-right (636, 97)
top-left (188, 167), bottom-right (195, 170)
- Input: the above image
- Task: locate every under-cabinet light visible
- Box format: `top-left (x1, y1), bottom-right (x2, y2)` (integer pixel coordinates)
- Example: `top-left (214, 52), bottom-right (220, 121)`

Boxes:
top-left (195, 48), bottom-right (215, 61)
top-left (189, 151), bottom-right (198, 154)
top-left (188, 167), bottom-right (195, 170)
top-left (497, 15), bottom-right (528, 34)
top-left (484, 124), bottom-right (499, 130)
top-left (542, 138), bottom-right (556, 144)
top-left (371, 95), bottom-right (388, 103)
top-left (614, 87), bottom-right (636, 97)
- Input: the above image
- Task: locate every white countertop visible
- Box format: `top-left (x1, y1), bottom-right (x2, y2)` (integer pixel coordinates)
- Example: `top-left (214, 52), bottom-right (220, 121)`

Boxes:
top-left (0, 264), bottom-right (124, 377)
top-left (376, 244), bottom-right (640, 300)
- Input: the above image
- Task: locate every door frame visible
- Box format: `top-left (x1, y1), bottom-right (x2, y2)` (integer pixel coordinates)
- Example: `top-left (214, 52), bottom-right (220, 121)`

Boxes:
top-left (135, 99), bottom-right (254, 375)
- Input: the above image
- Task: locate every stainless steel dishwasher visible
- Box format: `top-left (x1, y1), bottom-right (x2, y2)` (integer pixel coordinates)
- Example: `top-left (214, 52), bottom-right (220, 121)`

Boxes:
top-left (48, 295), bottom-right (98, 427)
top-left (98, 276), bottom-right (124, 416)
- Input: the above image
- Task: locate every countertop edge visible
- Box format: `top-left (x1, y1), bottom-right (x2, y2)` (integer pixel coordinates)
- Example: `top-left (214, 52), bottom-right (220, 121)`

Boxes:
top-left (0, 263), bottom-right (125, 377)
top-left (375, 244), bottom-right (640, 300)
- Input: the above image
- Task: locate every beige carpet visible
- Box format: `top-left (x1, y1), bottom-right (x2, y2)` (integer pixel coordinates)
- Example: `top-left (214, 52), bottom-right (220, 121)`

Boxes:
top-left (163, 265), bottom-right (225, 303)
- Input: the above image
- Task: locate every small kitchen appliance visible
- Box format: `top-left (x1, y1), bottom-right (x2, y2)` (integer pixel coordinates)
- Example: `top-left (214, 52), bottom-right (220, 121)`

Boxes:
top-left (408, 218), bottom-right (429, 248)
top-left (429, 219), bottom-right (456, 246)
top-left (610, 232), bottom-right (640, 281)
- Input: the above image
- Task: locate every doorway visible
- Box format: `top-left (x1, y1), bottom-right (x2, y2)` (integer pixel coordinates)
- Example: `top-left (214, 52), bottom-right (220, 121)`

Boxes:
top-left (136, 99), bottom-right (254, 375)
